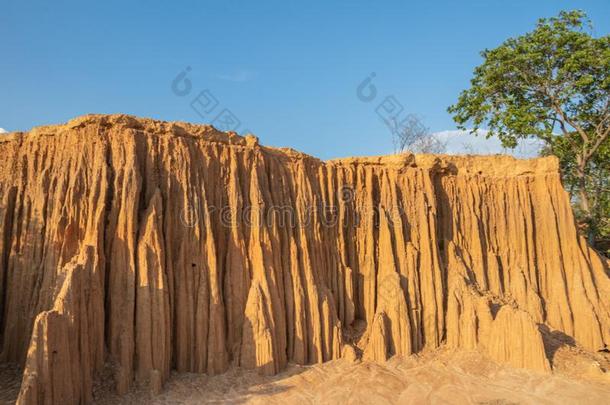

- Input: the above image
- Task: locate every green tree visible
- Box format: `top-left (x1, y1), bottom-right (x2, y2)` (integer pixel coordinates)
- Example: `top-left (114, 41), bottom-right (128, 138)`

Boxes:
top-left (448, 10), bottom-right (610, 246)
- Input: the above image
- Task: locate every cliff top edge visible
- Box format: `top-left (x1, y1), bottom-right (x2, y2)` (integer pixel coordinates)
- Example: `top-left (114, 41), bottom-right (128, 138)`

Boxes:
top-left (0, 114), bottom-right (559, 176)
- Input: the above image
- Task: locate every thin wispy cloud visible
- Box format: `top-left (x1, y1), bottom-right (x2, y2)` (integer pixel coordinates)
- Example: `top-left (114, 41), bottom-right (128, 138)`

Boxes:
top-left (216, 69), bottom-right (256, 83)
top-left (433, 129), bottom-right (544, 158)
top-left (0, 128), bottom-right (7, 134)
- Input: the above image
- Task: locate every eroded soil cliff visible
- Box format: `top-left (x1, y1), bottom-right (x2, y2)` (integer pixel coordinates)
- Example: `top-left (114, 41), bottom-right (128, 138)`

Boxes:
top-left (0, 115), bottom-right (608, 404)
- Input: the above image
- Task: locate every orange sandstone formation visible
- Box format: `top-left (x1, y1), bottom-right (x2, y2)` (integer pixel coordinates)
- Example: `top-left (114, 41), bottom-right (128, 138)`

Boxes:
top-left (0, 114), bottom-right (608, 404)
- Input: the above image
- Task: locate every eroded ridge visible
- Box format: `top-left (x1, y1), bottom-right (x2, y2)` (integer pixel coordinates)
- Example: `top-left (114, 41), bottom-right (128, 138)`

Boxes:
top-left (0, 114), bottom-right (608, 404)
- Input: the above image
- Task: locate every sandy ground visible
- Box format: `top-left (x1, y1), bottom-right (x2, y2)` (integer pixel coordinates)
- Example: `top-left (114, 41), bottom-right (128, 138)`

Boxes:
top-left (92, 349), bottom-right (609, 405)
top-left (2, 349), bottom-right (609, 405)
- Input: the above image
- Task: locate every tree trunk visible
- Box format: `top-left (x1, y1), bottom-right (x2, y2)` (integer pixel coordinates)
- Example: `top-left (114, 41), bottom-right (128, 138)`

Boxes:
top-left (575, 161), bottom-right (595, 245)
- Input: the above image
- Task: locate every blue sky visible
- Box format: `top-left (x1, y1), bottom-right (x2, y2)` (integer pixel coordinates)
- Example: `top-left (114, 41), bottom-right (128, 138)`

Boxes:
top-left (1, 0), bottom-right (609, 159)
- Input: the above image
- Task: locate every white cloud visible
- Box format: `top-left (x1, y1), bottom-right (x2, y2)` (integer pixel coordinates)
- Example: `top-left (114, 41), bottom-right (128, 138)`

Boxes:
top-left (0, 128), bottom-right (7, 134)
top-left (432, 129), bottom-right (544, 158)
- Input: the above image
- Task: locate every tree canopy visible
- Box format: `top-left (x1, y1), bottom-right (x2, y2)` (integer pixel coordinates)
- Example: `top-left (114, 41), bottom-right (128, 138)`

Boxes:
top-left (449, 10), bottom-right (610, 249)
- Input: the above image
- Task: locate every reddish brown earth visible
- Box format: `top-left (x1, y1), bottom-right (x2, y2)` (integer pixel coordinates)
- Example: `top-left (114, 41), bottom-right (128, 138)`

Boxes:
top-left (0, 114), bottom-right (608, 404)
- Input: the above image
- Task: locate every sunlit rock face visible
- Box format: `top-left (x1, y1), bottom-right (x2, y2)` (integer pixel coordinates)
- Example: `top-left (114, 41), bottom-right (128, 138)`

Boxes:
top-left (0, 114), bottom-right (608, 404)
